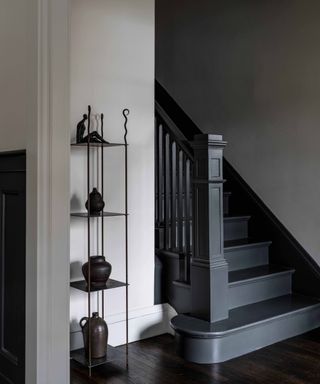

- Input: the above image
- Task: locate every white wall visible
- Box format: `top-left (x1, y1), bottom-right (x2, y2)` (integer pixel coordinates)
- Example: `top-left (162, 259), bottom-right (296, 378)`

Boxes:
top-left (70, 0), bottom-right (164, 349)
top-left (0, 0), bottom-right (37, 381)
top-left (0, 0), bottom-right (29, 151)
top-left (0, 1), bottom-right (70, 383)
top-left (156, 0), bottom-right (320, 264)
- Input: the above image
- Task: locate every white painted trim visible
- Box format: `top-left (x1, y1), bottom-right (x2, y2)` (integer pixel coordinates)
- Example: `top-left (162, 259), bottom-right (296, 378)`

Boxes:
top-left (70, 304), bottom-right (176, 351)
top-left (26, 0), bottom-right (70, 383)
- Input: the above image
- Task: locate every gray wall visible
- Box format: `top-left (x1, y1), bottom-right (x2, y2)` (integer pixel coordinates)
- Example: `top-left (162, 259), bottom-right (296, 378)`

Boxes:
top-left (156, 0), bottom-right (320, 264)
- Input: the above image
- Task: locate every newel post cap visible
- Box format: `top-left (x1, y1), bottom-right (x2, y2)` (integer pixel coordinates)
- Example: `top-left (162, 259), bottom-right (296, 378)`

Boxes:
top-left (192, 134), bottom-right (227, 148)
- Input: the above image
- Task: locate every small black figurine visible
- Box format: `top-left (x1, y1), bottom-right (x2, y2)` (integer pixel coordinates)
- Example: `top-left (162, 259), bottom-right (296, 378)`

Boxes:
top-left (76, 106), bottom-right (109, 144)
top-left (76, 114), bottom-right (88, 143)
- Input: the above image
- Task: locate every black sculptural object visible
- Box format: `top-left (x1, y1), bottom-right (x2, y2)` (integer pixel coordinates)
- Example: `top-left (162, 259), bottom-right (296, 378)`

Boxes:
top-left (85, 187), bottom-right (105, 215)
top-left (76, 114), bottom-right (88, 143)
top-left (76, 105), bottom-right (109, 144)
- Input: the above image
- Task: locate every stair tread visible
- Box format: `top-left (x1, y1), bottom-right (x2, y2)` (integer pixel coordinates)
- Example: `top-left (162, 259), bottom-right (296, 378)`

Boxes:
top-left (224, 238), bottom-right (272, 249)
top-left (224, 215), bottom-right (251, 221)
top-left (171, 294), bottom-right (320, 336)
top-left (229, 264), bottom-right (294, 284)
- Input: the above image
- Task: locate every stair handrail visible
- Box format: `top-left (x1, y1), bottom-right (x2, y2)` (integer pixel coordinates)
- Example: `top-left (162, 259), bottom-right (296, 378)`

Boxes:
top-left (155, 101), bottom-right (194, 162)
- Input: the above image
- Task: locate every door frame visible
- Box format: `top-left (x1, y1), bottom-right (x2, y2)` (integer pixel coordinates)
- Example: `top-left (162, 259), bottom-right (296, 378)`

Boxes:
top-left (25, 1), bottom-right (70, 383)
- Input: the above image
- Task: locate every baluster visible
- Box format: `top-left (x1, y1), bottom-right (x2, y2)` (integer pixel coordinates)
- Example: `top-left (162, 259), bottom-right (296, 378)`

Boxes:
top-left (177, 149), bottom-right (184, 252)
top-left (185, 158), bottom-right (191, 256)
top-left (185, 159), bottom-right (191, 281)
top-left (155, 124), bottom-right (165, 249)
top-left (164, 132), bottom-right (171, 250)
top-left (158, 124), bottom-right (164, 224)
top-left (189, 161), bottom-right (193, 251)
top-left (171, 141), bottom-right (177, 250)
top-left (155, 119), bottom-right (159, 225)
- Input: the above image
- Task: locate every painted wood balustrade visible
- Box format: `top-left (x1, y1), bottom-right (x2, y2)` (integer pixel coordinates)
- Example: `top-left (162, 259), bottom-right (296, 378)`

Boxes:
top-left (155, 113), bottom-right (193, 283)
top-left (155, 101), bottom-right (228, 322)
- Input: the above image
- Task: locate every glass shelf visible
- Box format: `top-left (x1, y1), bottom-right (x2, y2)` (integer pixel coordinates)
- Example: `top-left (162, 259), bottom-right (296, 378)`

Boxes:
top-left (71, 345), bottom-right (123, 368)
top-left (71, 211), bottom-right (126, 218)
top-left (70, 278), bottom-right (127, 293)
top-left (71, 142), bottom-right (126, 148)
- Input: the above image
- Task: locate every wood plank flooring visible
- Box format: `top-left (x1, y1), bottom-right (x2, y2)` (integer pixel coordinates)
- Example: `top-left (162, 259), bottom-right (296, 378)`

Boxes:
top-left (71, 329), bottom-right (320, 384)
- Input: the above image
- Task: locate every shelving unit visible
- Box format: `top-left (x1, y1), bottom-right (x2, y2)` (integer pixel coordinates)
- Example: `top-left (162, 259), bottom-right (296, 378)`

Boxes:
top-left (70, 106), bottom-right (129, 376)
top-left (70, 345), bottom-right (123, 368)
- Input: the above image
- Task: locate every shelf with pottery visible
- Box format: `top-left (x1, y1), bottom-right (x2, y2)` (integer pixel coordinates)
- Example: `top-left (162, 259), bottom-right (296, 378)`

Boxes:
top-left (71, 278), bottom-right (127, 292)
top-left (71, 343), bottom-right (124, 368)
top-left (71, 142), bottom-right (126, 148)
top-left (70, 106), bottom-right (130, 374)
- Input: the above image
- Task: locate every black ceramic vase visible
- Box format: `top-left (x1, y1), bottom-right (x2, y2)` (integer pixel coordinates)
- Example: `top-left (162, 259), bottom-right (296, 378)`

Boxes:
top-left (85, 187), bottom-right (105, 215)
top-left (80, 312), bottom-right (108, 359)
top-left (82, 256), bottom-right (112, 288)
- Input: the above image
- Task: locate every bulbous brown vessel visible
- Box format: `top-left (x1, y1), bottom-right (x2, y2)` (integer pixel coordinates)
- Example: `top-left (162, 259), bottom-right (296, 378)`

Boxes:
top-left (85, 187), bottom-right (105, 215)
top-left (82, 256), bottom-right (112, 288)
top-left (80, 312), bottom-right (108, 359)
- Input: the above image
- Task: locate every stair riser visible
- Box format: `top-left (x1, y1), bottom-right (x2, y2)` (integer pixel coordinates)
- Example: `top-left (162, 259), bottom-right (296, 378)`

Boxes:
top-left (223, 193), bottom-right (231, 216)
top-left (229, 273), bottom-right (292, 309)
top-left (225, 244), bottom-right (269, 272)
top-left (173, 305), bottom-right (320, 364)
top-left (224, 219), bottom-right (249, 241)
top-left (172, 282), bottom-right (191, 313)
top-left (159, 251), bottom-right (192, 313)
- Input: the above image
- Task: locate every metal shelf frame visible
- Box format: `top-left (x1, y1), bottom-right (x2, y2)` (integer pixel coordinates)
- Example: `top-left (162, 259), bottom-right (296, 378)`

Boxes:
top-left (70, 106), bottom-right (130, 376)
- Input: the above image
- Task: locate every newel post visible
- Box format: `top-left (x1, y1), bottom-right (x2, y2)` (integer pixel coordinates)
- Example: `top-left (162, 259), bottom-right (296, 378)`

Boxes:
top-left (191, 134), bottom-right (229, 322)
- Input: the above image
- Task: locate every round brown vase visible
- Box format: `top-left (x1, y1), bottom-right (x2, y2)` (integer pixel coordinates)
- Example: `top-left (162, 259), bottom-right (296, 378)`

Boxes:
top-left (82, 256), bottom-right (112, 288)
top-left (80, 312), bottom-right (108, 359)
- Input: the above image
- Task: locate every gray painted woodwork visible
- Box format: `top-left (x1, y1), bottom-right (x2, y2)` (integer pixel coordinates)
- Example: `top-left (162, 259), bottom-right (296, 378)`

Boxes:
top-left (228, 265), bottom-right (294, 309)
top-left (191, 134), bottom-right (228, 322)
top-left (155, 80), bottom-right (320, 366)
top-left (171, 294), bottom-right (320, 363)
top-left (225, 240), bottom-right (271, 271)
top-left (224, 215), bottom-right (250, 241)
top-left (223, 191), bottom-right (231, 216)
top-left (171, 280), bottom-right (191, 313)
top-left (158, 250), bottom-right (192, 313)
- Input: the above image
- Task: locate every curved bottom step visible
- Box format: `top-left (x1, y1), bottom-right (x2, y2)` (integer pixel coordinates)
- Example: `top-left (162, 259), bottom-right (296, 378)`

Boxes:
top-left (171, 294), bottom-right (320, 364)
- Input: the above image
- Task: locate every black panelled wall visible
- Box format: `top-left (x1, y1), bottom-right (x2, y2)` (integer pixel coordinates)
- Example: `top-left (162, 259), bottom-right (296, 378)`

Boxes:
top-left (0, 152), bottom-right (26, 384)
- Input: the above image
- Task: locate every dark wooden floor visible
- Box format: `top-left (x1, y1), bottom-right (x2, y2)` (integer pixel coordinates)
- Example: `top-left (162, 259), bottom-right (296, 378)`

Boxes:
top-left (71, 328), bottom-right (320, 384)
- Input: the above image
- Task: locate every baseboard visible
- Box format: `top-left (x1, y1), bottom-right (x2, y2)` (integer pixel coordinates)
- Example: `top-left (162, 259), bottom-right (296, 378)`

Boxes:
top-left (70, 303), bottom-right (176, 351)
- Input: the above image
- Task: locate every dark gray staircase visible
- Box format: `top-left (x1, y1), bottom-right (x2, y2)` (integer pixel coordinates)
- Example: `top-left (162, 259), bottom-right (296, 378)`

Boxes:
top-left (224, 215), bottom-right (250, 241)
top-left (225, 239), bottom-right (271, 271)
top-left (155, 84), bottom-right (320, 364)
top-left (171, 294), bottom-right (320, 363)
top-left (170, 189), bottom-right (320, 363)
top-left (229, 265), bottom-right (294, 309)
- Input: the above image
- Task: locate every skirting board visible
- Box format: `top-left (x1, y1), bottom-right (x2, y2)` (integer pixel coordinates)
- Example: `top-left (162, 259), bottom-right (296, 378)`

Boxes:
top-left (70, 303), bottom-right (176, 351)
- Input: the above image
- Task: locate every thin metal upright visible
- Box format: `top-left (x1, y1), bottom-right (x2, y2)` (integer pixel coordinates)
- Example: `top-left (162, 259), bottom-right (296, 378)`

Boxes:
top-left (123, 109), bottom-right (129, 366)
top-left (86, 105), bottom-right (92, 376)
